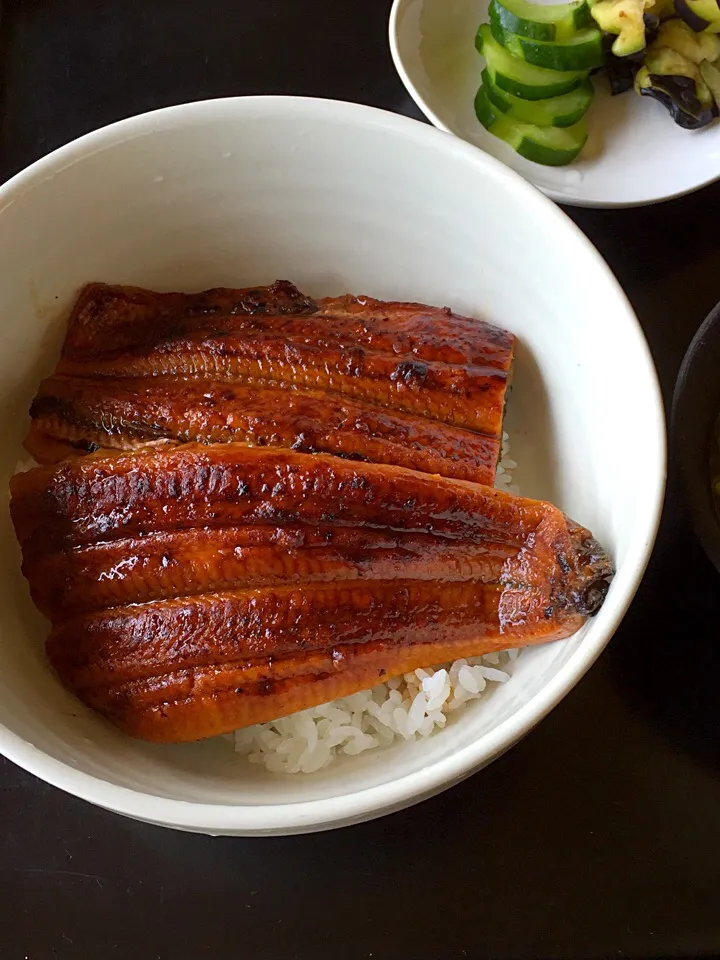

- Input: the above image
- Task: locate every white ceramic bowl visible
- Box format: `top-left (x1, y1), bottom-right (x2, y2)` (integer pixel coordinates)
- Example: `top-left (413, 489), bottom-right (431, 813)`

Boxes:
top-left (0, 96), bottom-right (664, 835)
top-left (390, 0), bottom-right (720, 207)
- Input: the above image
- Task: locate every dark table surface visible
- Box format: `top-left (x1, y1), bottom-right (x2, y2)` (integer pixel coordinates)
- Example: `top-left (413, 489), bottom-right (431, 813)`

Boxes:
top-left (1, 2), bottom-right (719, 958)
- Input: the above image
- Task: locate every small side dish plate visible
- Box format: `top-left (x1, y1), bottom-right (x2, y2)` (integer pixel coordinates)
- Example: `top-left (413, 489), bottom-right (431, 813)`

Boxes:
top-left (390, 0), bottom-right (720, 207)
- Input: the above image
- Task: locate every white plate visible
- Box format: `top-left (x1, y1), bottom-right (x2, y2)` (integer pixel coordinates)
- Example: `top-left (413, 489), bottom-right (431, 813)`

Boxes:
top-left (390, 0), bottom-right (720, 206)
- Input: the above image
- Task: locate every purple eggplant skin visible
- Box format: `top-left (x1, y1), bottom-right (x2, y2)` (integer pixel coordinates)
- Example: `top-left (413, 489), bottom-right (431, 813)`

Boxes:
top-left (640, 73), bottom-right (716, 128)
top-left (606, 52), bottom-right (638, 93)
top-left (674, 0), bottom-right (712, 32)
top-left (643, 12), bottom-right (661, 43)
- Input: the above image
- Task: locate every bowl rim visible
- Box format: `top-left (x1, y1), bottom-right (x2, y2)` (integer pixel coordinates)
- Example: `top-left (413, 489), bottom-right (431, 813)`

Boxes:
top-left (387, 0), bottom-right (720, 210)
top-left (0, 94), bottom-right (667, 835)
top-left (672, 300), bottom-right (720, 574)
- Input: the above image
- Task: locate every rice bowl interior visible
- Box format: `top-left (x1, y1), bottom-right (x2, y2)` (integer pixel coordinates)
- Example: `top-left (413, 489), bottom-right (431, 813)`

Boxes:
top-left (0, 97), bottom-right (664, 833)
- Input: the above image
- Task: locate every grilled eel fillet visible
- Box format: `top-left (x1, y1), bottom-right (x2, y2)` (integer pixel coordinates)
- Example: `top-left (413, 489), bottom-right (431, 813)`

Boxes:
top-left (24, 281), bottom-right (514, 484)
top-left (10, 444), bottom-right (613, 744)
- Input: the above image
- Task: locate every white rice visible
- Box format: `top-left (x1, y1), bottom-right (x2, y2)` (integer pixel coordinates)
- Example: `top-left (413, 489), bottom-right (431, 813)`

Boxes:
top-left (231, 433), bottom-right (521, 775)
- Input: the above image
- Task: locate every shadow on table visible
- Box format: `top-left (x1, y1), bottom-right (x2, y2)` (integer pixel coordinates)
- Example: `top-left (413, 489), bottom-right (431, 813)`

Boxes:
top-left (608, 476), bottom-right (720, 772)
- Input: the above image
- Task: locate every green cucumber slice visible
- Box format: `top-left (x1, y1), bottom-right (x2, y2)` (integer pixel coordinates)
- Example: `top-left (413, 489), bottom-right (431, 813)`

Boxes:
top-left (489, 3), bottom-right (604, 70)
top-left (475, 86), bottom-right (588, 165)
top-left (481, 68), bottom-right (594, 125)
top-left (491, 0), bottom-right (591, 41)
top-left (476, 23), bottom-right (586, 99)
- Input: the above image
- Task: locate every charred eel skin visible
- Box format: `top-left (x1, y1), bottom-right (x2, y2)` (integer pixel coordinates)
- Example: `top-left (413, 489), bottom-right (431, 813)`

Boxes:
top-left (25, 282), bottom-right (515, 484)
top-left (11, 444), bottom-right (613, 744)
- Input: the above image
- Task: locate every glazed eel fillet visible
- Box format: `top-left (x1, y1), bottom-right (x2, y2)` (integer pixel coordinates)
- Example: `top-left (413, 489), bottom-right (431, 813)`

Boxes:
top-left (10, 445), bottom-right (613, 743)
top-left (25, 281), bottom-right (515, 484)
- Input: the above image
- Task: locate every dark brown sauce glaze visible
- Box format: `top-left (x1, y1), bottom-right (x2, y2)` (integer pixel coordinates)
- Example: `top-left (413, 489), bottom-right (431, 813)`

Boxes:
top-left (27, 281), bottom-right (514, 479)
top-left (9, 282), bottom-right (615, 744)
top-left (26, 375), bottom-right (500, 484)
top-left (11, 444), bottom-right (613, 743)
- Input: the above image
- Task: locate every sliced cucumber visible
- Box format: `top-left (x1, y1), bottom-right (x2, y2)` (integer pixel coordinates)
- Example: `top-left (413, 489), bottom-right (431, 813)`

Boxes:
top-left (490, 3), bottom-right (605, 70)
top-left (481, 68), bottom-right (594, 124)
top-left (476, 23), bottom-right (586, 99)
top-left (475, 86), bottom-right (588, 165)
top-left (491, 0), bottom-right (592, 41)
